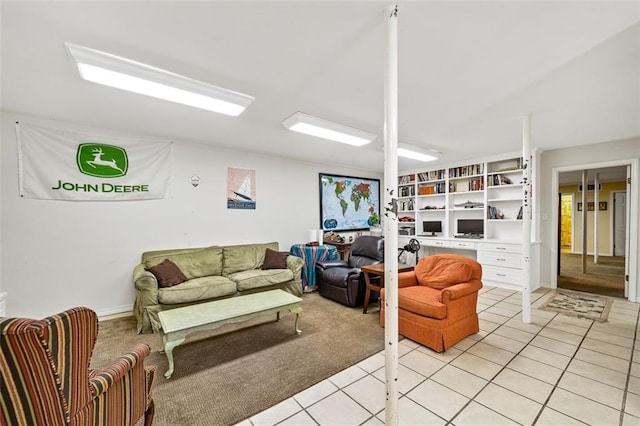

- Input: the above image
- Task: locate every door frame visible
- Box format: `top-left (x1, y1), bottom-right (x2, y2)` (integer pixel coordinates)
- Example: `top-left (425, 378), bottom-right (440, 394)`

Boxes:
top-left (550, 158), bottom-right (638, 302)
top-left (612, 190), bottom-right (627, 258)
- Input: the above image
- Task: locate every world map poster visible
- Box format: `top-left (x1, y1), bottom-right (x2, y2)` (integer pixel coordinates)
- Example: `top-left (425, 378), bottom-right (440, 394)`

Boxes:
top-left (319, 173), bottom-right (380, 231)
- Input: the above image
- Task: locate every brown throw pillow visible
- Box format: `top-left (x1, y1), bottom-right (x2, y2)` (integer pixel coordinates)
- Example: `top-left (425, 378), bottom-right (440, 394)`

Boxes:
top-left (262, 248), bottom-right (289, 270)
top-left (146, 259), bottom-right (188, 288)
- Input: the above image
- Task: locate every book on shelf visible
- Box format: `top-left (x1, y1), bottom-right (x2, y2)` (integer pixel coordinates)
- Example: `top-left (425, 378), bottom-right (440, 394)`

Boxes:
top-left (488, 205), bottom-right (497, 219)
top-left (517, 206), bottom-right (523, 220)
top-left (417, 182), bottom-right (445, 195)
top-left (400, 185), bottom-right (415, 197)
top-left (491, 174), bottom-right (513, 186)
top-left (448, 163), bottom-right (484, 178)
top-left (418, 169), bottom-right (446, 182)
top-left (398, 175), bottom-right (415, 185)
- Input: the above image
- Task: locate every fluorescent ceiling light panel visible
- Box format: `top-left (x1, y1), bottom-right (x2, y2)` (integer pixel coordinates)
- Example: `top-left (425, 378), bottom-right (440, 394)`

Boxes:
top-left (65, 43), bottom-right (254, 116)
top-left (282, 112), bottom-right (376, 146)
top-left (397, 142), bottom-right (438, 162)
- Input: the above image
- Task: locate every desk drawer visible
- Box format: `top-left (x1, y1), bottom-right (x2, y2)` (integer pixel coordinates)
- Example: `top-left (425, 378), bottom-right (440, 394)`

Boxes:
top-left (478, 251), bottom-right (522, 268)
top-left (450, 240), bottom-right (475, 250)
top-left (483, 265), bottom-right (522, 285)
top-left (477, 242), bottom-right (522, 254)
top-left (422, 239), bottom-right (450, 248)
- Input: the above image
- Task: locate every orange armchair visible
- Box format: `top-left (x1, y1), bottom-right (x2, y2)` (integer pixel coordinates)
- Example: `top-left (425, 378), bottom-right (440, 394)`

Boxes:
top-left (1, 307), bottom-right (156, 426)
top-left (380, 254), bottom-right (482, 352)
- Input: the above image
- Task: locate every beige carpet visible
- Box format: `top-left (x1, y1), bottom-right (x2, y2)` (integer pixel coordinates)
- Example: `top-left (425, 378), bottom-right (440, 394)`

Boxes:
top-left (558, 253), bottom-right (625, 298)
top-left (91, 292), bottom-right (384, 426)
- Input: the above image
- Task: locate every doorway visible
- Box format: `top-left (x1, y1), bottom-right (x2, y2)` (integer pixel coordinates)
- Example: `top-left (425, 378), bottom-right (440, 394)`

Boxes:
top-left (560, 193), bottom-right (573, 253)
top-left (556, 167), bottom-right (628, 298)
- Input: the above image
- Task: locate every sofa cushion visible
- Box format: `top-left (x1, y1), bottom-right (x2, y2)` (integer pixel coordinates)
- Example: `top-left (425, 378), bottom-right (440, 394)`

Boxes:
top-left (397, 286), bottom-right (447, 319)
top-left (158, 275), bottom-right (237, 305)
top-left (146, 259), bottom-right (188, 288)
top-left (263, 248), bottom-right (289, 270)
top-left (146, 246), bottom-right (223, 279)
top-left (228, 269), bottom-right (294, 292)
top-left (222, 242), bottom-right (279, 275)
top-left (415, 256), bottom-right (473, 290)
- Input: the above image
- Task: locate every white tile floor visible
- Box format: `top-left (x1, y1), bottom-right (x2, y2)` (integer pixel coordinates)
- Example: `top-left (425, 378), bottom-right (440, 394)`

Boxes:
top-left (236, 287), bottom-right (640, 425)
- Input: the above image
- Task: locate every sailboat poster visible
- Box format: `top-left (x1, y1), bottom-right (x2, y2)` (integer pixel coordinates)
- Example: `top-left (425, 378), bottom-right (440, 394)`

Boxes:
top-left (227, 167), bottom-right (256, 209)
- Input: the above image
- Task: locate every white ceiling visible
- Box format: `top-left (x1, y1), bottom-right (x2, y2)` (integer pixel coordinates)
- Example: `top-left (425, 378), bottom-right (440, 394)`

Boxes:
top-left (2, 1), bottom-right (639, 173)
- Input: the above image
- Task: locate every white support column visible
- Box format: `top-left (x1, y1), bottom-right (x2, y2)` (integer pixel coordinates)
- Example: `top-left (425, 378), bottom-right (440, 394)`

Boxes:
top-left (522, 116), bottom-right (531, 323)
top-left (383, 5), bottom-right (399, 426)
top-left (594, 173), bottom-right (599, 264)
top-left (582, 170), bottom-right (588, 273)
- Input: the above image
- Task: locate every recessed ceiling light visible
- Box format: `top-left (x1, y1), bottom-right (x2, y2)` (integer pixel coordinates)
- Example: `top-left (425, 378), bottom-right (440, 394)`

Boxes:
top-left (65, 43), bottom-right (254, 116)
top-left (282, 112), bottom-right (376, 147)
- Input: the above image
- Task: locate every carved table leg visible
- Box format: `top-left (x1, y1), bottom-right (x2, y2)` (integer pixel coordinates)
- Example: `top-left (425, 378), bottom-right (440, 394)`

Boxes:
top-left (162, 335), bottom-right (185, 379)
top-left (290, 306), bottom-right (303, 335)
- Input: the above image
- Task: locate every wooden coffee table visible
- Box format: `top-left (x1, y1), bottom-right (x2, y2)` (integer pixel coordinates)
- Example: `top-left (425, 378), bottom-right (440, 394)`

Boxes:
top-left (158, 289), bottom-right (302, 378)
top-left (362, 263), bottom-right (414, 314)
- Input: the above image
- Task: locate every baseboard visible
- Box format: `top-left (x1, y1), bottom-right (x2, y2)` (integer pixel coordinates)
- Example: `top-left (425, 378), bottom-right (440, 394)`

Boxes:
top-left (0, 293), bottom-right (7, 317)
top-left (97, 304), bottom-right (133, 320)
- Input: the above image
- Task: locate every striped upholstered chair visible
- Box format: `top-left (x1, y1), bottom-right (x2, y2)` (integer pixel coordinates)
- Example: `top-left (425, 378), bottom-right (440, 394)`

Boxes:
top-left (0, 307), bottom-right (156, 426)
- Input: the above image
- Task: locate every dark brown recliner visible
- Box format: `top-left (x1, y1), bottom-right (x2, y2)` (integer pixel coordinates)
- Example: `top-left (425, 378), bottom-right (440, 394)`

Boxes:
top-left (315, 236), bottom-right (384, 307)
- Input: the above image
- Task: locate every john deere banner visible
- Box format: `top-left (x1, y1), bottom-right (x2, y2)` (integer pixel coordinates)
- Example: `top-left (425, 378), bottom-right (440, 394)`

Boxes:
top-left (17, 123), bottom-right (172, 201)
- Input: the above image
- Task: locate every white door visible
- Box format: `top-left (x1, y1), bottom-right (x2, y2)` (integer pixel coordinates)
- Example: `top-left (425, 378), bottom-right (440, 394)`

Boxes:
top-left (613, 191), bottom-right (626, 257)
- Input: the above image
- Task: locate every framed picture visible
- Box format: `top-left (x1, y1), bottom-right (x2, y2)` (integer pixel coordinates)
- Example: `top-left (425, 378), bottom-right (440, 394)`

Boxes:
top-left (319, 173), bottom-right (380, 231)
top-left (577, 202), bottom-right (593, 211)
top-left (227, 167), bottom-right (256, 209)
top-left (577, 201), bottom-right (606, 212)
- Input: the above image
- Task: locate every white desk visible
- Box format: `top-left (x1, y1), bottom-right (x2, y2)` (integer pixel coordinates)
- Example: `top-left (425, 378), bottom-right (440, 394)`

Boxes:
top-left (400, 236), bottom-right (530, 292)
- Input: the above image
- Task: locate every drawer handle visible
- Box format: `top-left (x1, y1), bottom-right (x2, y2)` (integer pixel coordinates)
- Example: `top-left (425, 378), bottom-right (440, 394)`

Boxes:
top-left (496, 273), bottom-right (507, 277)
top-left (497, 247), bottom-right (507, 251)
top-left (497, 258), bottom-right (507, 262)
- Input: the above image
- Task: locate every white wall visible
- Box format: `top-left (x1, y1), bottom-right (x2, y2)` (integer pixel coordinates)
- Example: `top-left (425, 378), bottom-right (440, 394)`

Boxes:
top-left (0, 111), bottom-right (381, 318)
top-left (538, 138), bottom-right (640, 300)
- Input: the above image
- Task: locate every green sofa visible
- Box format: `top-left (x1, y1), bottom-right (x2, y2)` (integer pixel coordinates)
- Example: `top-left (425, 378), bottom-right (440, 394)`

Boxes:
top-left (133, 242), bottom-right (303, 333)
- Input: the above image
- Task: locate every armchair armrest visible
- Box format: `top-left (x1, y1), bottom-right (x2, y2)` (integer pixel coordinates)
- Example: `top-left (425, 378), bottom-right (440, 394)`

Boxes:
top-left (315, 260), bottom-right (349, 270)
top-left (440, 280), bottom-right (483, 303)
top-left (398, 271), bottom-right (418, 288)
top-left (89, 343), bottom-right (152, 398)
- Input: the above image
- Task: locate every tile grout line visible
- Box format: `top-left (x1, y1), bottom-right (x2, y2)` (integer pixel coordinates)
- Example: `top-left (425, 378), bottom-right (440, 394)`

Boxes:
top-left (358, 288), bottom-right (520, 425)
top-left (261, 288), bottom-right (564, 425)
top-left (530, 317), bottom-right (596, 425)
top-left (383, 288), bottom-right (523, 425)
top-left (446, 294), bottom-right (559, 426)
top-left (618, 305), bottom-right (640, 426)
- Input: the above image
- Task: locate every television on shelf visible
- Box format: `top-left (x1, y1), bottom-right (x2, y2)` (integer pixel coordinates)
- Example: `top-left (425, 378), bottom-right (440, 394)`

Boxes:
top-left (422, 221), bottom-right (442, 236)
top-left (457, 219), bottom-right (484, 237)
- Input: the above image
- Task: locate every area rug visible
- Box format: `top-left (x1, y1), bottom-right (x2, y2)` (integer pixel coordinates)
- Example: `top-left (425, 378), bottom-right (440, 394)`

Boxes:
top-left (91, 292), bottom-right (384, 426)
top-left (538, 289), bottom-right (613, 322)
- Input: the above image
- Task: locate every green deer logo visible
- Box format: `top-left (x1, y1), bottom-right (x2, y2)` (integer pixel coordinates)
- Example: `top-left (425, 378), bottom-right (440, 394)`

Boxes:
top-left (76, 144), bottom-right (128, 178)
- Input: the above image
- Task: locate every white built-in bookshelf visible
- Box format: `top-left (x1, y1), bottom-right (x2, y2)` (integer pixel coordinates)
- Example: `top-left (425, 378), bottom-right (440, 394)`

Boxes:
top-left (397, 155), bottom-right (524, 241)
top-left (396, 155), bottom-right (529, 291)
